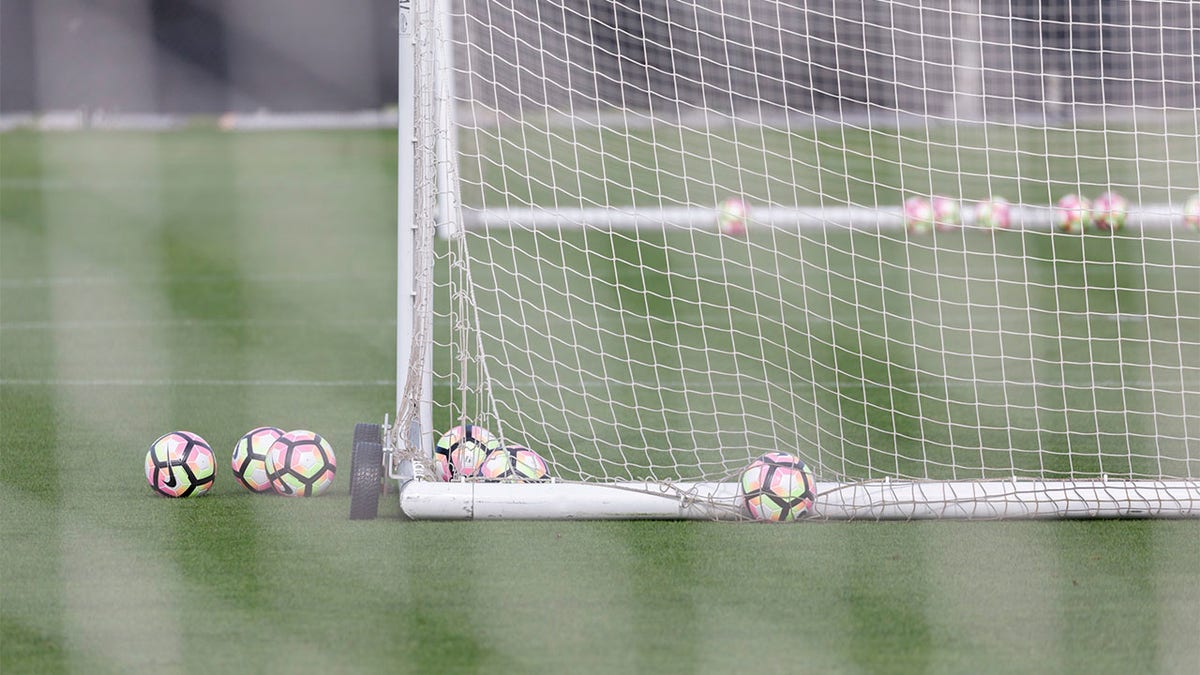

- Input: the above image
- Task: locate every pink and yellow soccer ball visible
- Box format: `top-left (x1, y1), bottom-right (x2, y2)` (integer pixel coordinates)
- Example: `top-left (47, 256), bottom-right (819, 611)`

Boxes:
top-left (739, 452), bottom-right (818, 522)
top-left (434, 424), bottom-right (500, 480)
top-left (931, 196), bottom-right (961, 230)
top-left (145, 431), bottom-right (216, 498)
top-left (717, 197), bottom-right (748, 236)
top-left (265, 430), bottom-right (336, 497)
top-left (974, 197), bottom-right (1011, 229)
top-left (1056, 194), bottom-right (1091, 233)
top-left (904, 196), bottom-right (934, 233)
top-left (477, 444), bottom-right (551, 482)
top-left (1091, 191), bottom-right (1128, 231)
top-left (1183, 194), bottom-right (1200, 231)
top-left (231, 426), bottom-right (285, 493)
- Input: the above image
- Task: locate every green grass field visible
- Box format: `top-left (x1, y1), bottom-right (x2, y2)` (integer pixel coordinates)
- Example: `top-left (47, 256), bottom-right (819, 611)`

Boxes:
top-left (2, 129), bottom-right (1198, 673)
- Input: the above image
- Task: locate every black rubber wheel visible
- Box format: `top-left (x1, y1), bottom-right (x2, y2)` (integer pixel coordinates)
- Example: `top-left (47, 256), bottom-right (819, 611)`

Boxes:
top-left (348, 422), bottom-right (382, 497)
top-left (349, 440), bottom-right (384, 520)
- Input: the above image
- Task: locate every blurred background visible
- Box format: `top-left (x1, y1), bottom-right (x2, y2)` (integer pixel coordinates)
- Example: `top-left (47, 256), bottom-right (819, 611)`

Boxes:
top-left (1, 0), bottom-right (399, 114)
top-left (1, 4), bottom-right (1197, 672)
top-left (3, 0), bottom-right (1195, 119)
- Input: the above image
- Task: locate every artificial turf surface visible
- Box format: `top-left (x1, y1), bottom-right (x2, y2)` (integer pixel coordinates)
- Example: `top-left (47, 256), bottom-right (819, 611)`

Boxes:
top-left (2, 128), bottom-right (1198, 673)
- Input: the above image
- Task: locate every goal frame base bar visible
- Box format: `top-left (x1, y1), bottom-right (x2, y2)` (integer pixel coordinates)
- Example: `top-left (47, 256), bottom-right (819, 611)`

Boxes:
top-left (396, 479), bottom-right (1200, 521)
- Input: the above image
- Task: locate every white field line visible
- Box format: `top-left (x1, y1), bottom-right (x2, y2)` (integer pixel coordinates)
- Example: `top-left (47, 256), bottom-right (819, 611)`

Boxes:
top-left (0, 378), bottom-right (394, 387)
top-left (0, 317), bottom-right (395, 331)
top-left (0, 175), bottom-right (389, 192)
top-left (0, 271), bottom-right (384, 289)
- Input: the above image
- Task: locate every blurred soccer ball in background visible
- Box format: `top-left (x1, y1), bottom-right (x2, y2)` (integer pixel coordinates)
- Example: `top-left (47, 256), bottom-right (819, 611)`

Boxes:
top-left (1183, 194), bottom-right (1200, 231)
top-left (974, 197), bottom-right (1011, 229)
top-left (1056, 194), bottom-right (1091, 233)
top-left (931, 196), bottom-right (961, 230)
top-left (1091, 191), bottom-right (1127, 231)
top-left (716, 197), bottom-right (748, 236)
top-left (903, 196), bottom-right (934, 233)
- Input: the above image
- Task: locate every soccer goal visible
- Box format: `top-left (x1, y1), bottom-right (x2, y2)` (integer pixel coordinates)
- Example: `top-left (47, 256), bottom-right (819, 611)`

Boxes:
top-left (349, 0), bottom-right (1200, 520)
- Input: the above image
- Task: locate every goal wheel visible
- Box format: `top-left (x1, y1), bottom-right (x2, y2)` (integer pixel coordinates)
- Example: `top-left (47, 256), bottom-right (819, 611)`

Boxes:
top-left (349, 440), bottom-right (384, 520)
top-left (348, 422), bottom-right (382, 497)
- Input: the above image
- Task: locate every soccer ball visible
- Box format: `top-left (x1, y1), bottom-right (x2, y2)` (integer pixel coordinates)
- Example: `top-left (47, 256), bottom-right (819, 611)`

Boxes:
top-left (739, 452), bottom-right (817, 522)
top-left (974, 197), bottom-right (1011, 229)
top-left (903, 196), bottom-right (934, 233)
top-left (231, 426), bottom-right (284, 493)
top-left (434, 424), bottom-right (500, 480)
top-left (1091, 191), bottom-right (1127, 231)
top-left (931, 196), bottom-right (961, 230)
top-left (716, 197), bottom-right (748, 236)
top-left (1056, 194), bottom-right (1091, 232)
top-left (1183, 194), bottom-right (1200, 230)
top-left (265, 430), bottom-right (336, 497)
top-left (477, 444), bottom-right (551, 482)
top-left (145, 431), bottom-right (215, 498)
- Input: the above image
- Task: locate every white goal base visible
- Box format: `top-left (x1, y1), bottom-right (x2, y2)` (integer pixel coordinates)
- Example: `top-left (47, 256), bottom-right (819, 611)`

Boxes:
top-left (397, 479), bottom-right (1200, 521)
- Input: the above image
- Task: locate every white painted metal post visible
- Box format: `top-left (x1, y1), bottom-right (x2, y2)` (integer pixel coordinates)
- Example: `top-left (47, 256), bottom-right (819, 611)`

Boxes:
top-left (397, 0), bottom-right (416, 416)
top-left (435, 0), bottom-right (459, 239)
top-left (422, 0), bottom-right (451, 450)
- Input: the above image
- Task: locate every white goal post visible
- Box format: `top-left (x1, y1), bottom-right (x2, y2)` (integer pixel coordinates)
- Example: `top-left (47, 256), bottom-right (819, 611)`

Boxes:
top-left (383, 0), bottom-right (1200, 520)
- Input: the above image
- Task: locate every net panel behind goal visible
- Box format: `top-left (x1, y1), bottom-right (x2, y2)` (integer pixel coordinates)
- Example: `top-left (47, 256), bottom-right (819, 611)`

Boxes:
top-left (407, 0), bottom-right (1199, 493)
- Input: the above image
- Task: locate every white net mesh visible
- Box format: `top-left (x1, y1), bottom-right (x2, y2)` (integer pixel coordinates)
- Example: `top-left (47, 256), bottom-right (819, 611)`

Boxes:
top-left (410, 0), bottom-right (1199, 492)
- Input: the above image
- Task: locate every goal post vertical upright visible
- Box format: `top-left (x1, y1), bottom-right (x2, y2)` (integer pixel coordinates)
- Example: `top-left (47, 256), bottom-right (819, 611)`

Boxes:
top-left (427, 0), bottom-right (453, 452)
top-left (396, 0), bottom-right (415, 419)
top-left (396, 0), bottom-right (435, 457)
top-left (434, 0), bottom-right (459, 241)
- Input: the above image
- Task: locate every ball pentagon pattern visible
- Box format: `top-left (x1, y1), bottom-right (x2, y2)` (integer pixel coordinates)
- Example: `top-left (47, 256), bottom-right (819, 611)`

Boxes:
top-left (477, 444), bottom-right (551, 482)
top-left (265, 430), bottom-right (336, 497)
top-left (739, 452), bottom-right (817, 522)
top-left (434, 424), bottom-right (499, 480)
top-left (231, 426), bottom-right (284, 493)
top-left (145, 430), bottom-right (216, 498)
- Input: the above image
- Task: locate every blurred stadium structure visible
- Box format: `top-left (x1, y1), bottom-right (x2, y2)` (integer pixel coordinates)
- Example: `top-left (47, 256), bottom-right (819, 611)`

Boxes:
top-left (0, 0), bottom-right (398, 114)
top-left (461, 0), bottom-right (1198, 123)
top-left (2, 1), bottom-right (1195, 120)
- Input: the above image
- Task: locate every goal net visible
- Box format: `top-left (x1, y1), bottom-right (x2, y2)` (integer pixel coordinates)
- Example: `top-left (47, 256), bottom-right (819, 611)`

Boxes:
top-left (391, 0), bottom-right (1200, 519)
